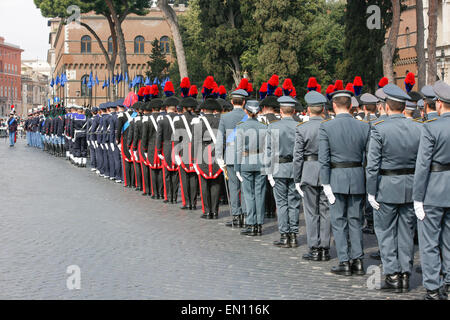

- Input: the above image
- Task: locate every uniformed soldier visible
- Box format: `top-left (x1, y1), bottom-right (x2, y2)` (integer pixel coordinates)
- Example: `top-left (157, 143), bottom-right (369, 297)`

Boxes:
top-left (156, 96), bottom-right (180, 203)
top-left (139, 102), bottom-right (153, 195)
top-left (294, 90), bottom-right (331, 260)
top-left (71, 105), bottom-right (88, 167)
top-left (421, 85), bottom-right (439, 121)
top-left (192, 98), bottom-right (223, 219)
top-left (88, 107), bottom-right (100, 172)
top-left (319, 88), bottom-right (370, 276)
top-left (366, 84), bottom-right (422, 293)
top-left (174, 97), bottom-right (198, 210)
top-left (216, 89), bottom-right (249, 228)
top-left (55, 106), bottom-right (66, 157)
top-left (128, 102), bottom-right (144, 190)
top-left (235, 100), bottom-right (267, 236)
top-left (413, 81), bottom-right (450, 300)
top-left (98, 103), bottom-right (111, 178)
top-left (107, 101), bottom-right (121, 182)
top-left (375, 88), bottom-right (389, 121)
top-left (403, 91), bottom-right (423, 120)
top-left (266, 95), bottom-right (301, 248)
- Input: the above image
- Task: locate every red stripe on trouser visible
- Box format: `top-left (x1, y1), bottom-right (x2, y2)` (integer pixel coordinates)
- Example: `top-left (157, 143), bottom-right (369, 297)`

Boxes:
top-left (178, 167), bottom-right (186, 206)
top-left (198, 174), bottom-right (205, 214)
top-left (208, 145), bottom-right (212, 176)
top-left (120, 136), bottom-right (127, 186)
top-left (162, 166), bottom-right (167, 200)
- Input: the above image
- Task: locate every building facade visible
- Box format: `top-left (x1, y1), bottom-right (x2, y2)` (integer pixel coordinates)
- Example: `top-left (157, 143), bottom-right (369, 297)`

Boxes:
top-left (21, 60), bottom-right (50, 116)
top-left (393, 0), bottom-right (449, 88)
top-left (47, 6), bottom-right (185, 106)
top-left (0, 36), bottom-right (23, 117)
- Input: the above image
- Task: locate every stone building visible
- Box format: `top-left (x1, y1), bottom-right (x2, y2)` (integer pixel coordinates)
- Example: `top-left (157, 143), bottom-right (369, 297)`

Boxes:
top-left (0, 36), bottom-right (23, 117)
top-left (21, 60), bottom-right (50, 116)
top-left (47, 5), bottom-right (186, 106)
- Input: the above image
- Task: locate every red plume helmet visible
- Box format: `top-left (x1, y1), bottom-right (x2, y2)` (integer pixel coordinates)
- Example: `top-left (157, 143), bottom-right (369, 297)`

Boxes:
top-left (189, 85), bottom-right (198, 98)
top-left (268, 74), bottom-right (279, 87)
top-left (353, 76), bottom-right (363, 87)
top-left (345, 83), bottom-right (355, 94)
top-left (326, 85), bottom-right (335, 95)
top-left (274, 87), bottom-right (283, 97)
top-left (405, 72), bottom-right (415, 85)
top-left (378, 77), bottom-right (389, 88)
top-left (307, 77), bottom-right (318, 90)
top-left (238, 78), bottom-right (249, 91)
top-left (334, 80), bottom-right (344, 91)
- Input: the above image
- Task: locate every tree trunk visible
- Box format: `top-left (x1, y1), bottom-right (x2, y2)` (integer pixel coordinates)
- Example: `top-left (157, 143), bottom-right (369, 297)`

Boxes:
top-left (381, 0), bottom-right (401, 83)
top-left (157, 0), bottom-right (188, 79)
top-left (227, 6), bottom-right (242, 87)
top-left (427, 0), bottom-right (438, 84)
top-left (416, 0), bottom-right (426, 88)
top-left (105, 0), bottom-right (129, 84)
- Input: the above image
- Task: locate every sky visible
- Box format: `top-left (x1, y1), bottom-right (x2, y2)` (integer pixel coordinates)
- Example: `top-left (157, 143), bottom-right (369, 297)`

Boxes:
top-left (0, 0), bottom-right (50, 61)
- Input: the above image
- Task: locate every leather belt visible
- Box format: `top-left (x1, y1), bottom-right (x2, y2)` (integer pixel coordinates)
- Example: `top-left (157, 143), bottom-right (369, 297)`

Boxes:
top-left (304, 155), bottom-right (318, 161)
top-left (380, 168), bottom-right (415, 176)
top-left (430, 163), bottom-right (450, 172)
top-left (242, 151), bottom-right (262, 156)
top-left (331, 162), bottom-right (362, 169)
top-left (279, 155), bottom-right (293, 164)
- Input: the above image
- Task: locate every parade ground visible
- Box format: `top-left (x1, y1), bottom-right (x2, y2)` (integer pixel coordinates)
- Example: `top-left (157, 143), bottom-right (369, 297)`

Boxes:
top-left (0, 138), bottom-right (426, 300)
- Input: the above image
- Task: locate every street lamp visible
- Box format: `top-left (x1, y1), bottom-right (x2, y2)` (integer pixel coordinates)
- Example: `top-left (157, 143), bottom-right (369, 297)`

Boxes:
top-left (440, 49), bottom-right (445, 82)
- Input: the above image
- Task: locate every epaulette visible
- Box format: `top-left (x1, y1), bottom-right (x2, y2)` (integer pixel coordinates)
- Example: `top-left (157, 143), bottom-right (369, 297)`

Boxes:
top-left (424, 118), bottom-right (438, 123)
top-left (236, 121), bottom-right (243, 126)
top-left (373, 120), bottom-right (385, 126)
top-left (358, 119), bottom-right (369, 123)
top-left (321, 118), bottom-right (333, 123)
top-left (412, 119), bottom-right (424, 124)
top-left (269, 119), bottom-right (280, 124)
top-left (296, 121), bottom-right (306, 127)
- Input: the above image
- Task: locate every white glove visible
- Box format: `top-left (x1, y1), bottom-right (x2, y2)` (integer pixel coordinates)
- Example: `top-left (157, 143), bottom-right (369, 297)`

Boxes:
top-left (217, 158), bottom-right (226, 169)
top-left (117, 143), bottom-right (121, 150)
top-left (110, 143), bottom-right (115, 152)
top-left (144, 152), bottom-right (148, 160)
top-left (236, 171), bottom-right (243, 182)
top-left (105, 144), bottom-right (109, 150)
top-left (87, 140), bottom-right (91, 147)
top-left (133, 151), bottom-right (138, 160)
top-left (158, 154), bottom-right (164, 160)
top-left (322, 184), bottom-right (336, 205)
top-left (414, 201), bottom-right (426, 221)
top-left (268, 174), bottom-right (275, 187)
top-left (194, 164), bottom-right (200, 175)
top-left (72, 138), bottom-right (75, 143)
top-left (95, 141), bottom-right (99, 148)
top-left (51, 134), bottom-right (54, 138)
top-left (100, 144), bottom-right (104, 150)
top-left (295, 183), bottom-right (304, 197)
top-left (175, 155), bottom-right (182, 166)
top-left (368, 194), bottom-right (380, 211)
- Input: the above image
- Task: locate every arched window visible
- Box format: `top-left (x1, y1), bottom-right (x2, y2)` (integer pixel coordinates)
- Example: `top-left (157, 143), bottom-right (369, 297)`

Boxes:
top-left (80, 75), bottom-right (91, 97)
top-left (108, 36), bottom-right (113, 54)
top-left (160, 36), bottom-right (170, 54)
top-left (405, 27), bottom-right (410, 47)
top-left (81, 35), bottom-right (91, 53)
top-left (134, 36), bottom-right (145, 54)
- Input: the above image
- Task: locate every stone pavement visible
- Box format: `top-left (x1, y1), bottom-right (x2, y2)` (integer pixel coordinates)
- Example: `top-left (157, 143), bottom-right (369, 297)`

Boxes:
top-left (0, 138), bottom-right (426, 300)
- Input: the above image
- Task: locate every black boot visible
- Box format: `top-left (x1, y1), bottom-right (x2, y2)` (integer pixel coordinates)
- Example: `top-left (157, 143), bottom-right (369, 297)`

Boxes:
top-left (362, 222), bottom-right (375, 234)
top-left (241, 225), bottom-right (257, 236)
top-left (351, 259), bottom-right (365, 276)
top-left (180, 205), bottom-right (189, 210)
top-left (289, 233), bottom-right (298, 248)
top-left (381, 273), bottom-right (402, 293)
top-left (256, 224), bottom-right (262, 236)
top-left (424, 289), bottom-right (446, 300)
top-left (331, 261), bottom-right (352, 276)
top-left (320, 247), bottom-right (331, 261)
top-left (302, 247), bottom-right (321, 261)
top-left (400, 272), bottom-right (410, 292)
top-left (370, 250), bottom-right (381, 260)
top-left (211, 212), bottom-right (218, 219)
top-left (225, 215), bottom-right (240, 227)
top-left (273, 234), bottom-right (291, 248)
top-left (200, 212), bottom-right (211, 219)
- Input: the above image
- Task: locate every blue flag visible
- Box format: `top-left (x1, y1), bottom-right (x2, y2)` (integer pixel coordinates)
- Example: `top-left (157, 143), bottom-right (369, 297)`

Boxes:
top-left (153, 77), bottom-right (159, 85)
top-left (125, 72), bottom-right (129, 83)
top-left (144, 77), bottom-right (150, 86)
top-left (55, 75), bottom-right (60, 86)
top-left (96, 75), bottom-right (99, 86)
top-left (50, 78), bottom-right (54, 87)
top-left (102, 79), bottom-right (106, 89)
top-left (82, 77), bottom-right (86, 85)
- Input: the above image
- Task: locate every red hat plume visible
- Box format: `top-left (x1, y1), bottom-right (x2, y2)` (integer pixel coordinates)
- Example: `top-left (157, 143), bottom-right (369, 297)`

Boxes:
top-left (378, 77), bottom-right (389, 88)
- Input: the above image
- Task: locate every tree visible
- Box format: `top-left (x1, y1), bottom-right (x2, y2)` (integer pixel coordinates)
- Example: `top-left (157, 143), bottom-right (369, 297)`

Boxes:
top-left (427, 0), bottom-right (438, 84)
top-left (416, 0), bottom-right (426, 88)
top-left (157, 0), bottom-right (188, 79)
top-left (146, 39), bottom-right (171, 81)
top-left (381, 0), bottom-right (401, 82)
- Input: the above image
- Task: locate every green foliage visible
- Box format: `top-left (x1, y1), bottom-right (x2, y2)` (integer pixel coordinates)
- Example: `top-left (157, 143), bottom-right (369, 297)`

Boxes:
top-left (146, 39), bottom-right (171, 81)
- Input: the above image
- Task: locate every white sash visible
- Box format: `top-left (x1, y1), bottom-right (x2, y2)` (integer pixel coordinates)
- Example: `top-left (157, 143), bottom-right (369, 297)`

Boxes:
top-left (199, 115), bottom-right (216, 145)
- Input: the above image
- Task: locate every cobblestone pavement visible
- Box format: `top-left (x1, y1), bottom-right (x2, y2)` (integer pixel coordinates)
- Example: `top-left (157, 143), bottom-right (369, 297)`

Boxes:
top-left (0, 139), bottom-right (426, 300)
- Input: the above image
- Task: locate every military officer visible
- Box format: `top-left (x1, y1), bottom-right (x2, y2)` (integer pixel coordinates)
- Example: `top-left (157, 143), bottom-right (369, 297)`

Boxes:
top-left (375, 88), bottom-right (389, 121)
top-left (156, 96), bottom-right (180, 203)
top-left (88, 107), bottom-right (100, 171)
top-left (266, 95), bottom-right (301, 248)
top-left (235, 100), bottom-right (267, 236)
top-left (421, 85), bottom-right (439, 120)
top-left (366, 84), bottom-right (422, 293)
top-left (71, 105), bottom-right (88, 167)
top-left (413, 81), bottom-right (450, 300)
top-left (107, 101), bottom-right (121, 182)
top-left (128, 102), bottom-right (144, 190)
top-left (294, 90), bottom-right (331, 260)
top-left (192, 98), bottom-right (223, 219)
top-left (216, 89), bottom-right (249, 228)
top-left (319, 88), bottom-right (370, 276)
top-left (140, 102), bottom-right (153, 194)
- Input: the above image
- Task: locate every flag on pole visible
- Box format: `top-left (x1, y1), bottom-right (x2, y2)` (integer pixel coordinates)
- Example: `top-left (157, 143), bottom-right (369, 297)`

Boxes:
top-left (55, 75), bottom-right (60, 86)
top-left (95, 75), bottom-right (99, 86)
top-left (125, 72), bottom-right (129, 83)
top-left (50, 78), bottom-right (54, 87)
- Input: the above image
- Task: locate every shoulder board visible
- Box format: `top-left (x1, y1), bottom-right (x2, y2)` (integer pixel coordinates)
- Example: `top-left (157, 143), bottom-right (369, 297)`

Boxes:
top-left (321, 118), bottom-right (332, 123)
top-left (296, 121), bottom-right (306, 127)
top-left (424, 118), bottom-right (438, 123)
top-left (236, 121), bottom-right (243, 126)
top-left (412, 119), bottom-right (423, 124)
top-left (358, 119), bottom-right (369, 123)
top-left (373, 120), bottom-right (385, 126)
top-left (269, 119), bottom-right (280, 124)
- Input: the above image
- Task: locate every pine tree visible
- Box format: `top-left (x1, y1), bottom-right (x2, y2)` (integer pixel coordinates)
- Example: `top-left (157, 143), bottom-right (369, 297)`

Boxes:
top-left (146, 39), bottom-right (171, 81)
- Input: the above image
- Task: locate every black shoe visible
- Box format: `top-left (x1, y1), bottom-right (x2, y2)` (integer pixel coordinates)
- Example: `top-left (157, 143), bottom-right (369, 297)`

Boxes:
top-left (331, 262), bottom-right (352, 276)
top-left (440, 286), bottom-right (449, 300)
top-left (180, 206), bottom-right (189, 210)
top-left (200, 212), bottom-right (211, 219)
top-left (192, 205), bottom-right (197, 210)
top-left (273, 234), bottom-right (291, 248)
top-left (302, 247), bottom-right (322, 261)
top-left (226, 214), bottom-right (243, 228)
top-left (370, 250), bottom-right (381, 261)
top-left (424, 289), bottom-right (445, 300)
top-left (416, 266), bottom-right (422, 274)
top-left (351, 259), bottom-right (365, 276)
top-left (320, 247), bottom-right (331, 261)
top-left (151, 195), bottom-right (156, 199)
top-left (289, 233), bottom-right (298, 248)
top-left (256, 224), bottom-right (262, 236)
top-left (212, 212), bottom-right (218, 219)
top-left (241, 225), bottom-right (257, 236)
top-left (381, 273), bottom-right (402, 293)
top-left (163, 200), bottom-right (169, 203)
top-left (400, 272), bottom-right (410, 293)
top-left (142, 193), bottom-right (148, 196)
top-left (362, 225), bottom-right (375, 234)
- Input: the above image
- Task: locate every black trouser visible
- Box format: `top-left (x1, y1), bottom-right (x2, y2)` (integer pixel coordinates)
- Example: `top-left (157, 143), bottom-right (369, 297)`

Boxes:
top-left (89, 144), bottom-right (96, 168)
top-left (133, 160), bottom-right (142, 190)
top-left (199, 175), bottom-right (221, 214)
top-left (179, 169), bottom-right (198, 207)
top-left (142, 164), bottom-right (150, 195)
top-left (163, 169), bottom-right (179, 201)
top-left (265, 178), bottom-right (276, 214)
top-left (102, 145), bottom-right (109, 176)
top-left (151, 168), bottom-right (164, 197)
top-left (74, 137), bottom-right (87, 157)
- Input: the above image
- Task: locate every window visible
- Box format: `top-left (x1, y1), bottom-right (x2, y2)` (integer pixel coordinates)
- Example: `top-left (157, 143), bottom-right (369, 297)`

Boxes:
top-left (160, 36), bottom-right (170, 54)
top-left (81, 35), bottom-right (91, 53)
top-left (108, 36), bottom-right (113, 54)
top-left (134, 36), bottom-right (145, 53)
top-left (405, 27), bottom-right (410, 47)
top-left (80, 75), bottom-right (91, 96)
